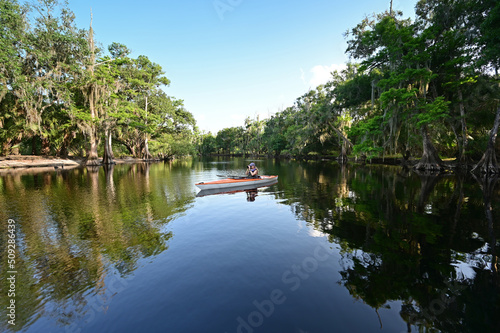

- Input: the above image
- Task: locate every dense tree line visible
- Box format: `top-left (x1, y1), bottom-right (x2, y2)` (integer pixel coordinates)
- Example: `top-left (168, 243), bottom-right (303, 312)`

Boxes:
top-left (0, 0), bottom-right (196, 164)
top-left (198, 0), bottom-right (500, 173)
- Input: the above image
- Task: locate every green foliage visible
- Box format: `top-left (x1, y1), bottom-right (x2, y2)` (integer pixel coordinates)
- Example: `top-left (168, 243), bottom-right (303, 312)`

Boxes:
top-left (0, 0), bottom-right (197, 158)
top-left (150, 132), bottom-right (195, 158)
top-left (2, 0), bottom-right (498, 162)
top-left (349, 115), bottom-right (385, 157)
top-left (0, 0), bottom-right (25, 98)
top-left (197, 132), bottom-right (217, 155)
top-left (200, 0), bottom-right (499, 163)
top-left (416, 97), bottom-right (450, 127)
top-left (215, 127), bottom-right (244, 154)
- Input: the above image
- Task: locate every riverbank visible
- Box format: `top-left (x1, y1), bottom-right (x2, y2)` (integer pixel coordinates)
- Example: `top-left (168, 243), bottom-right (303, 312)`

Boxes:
top-left (0, 156), bottom-right (82, 170)
top-left (0, 154), bottom-right (464, 173)
top-left (0, 155), bottom-right (157, 172)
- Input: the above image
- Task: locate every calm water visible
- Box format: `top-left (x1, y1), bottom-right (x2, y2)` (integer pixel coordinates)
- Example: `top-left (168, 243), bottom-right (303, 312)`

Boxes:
top-left (0, 158), bottom-right (498, 333)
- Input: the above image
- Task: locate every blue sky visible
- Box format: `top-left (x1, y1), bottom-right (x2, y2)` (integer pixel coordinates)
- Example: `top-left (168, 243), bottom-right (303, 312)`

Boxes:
top-left (69, 0), bottom-right (417, 133)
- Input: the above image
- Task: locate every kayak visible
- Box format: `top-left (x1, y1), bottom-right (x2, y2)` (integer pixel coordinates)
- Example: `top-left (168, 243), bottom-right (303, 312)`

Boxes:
top-left (196, 181), bottom-right (276, 197)
top-left (195, 175), bottom-right (278, 190)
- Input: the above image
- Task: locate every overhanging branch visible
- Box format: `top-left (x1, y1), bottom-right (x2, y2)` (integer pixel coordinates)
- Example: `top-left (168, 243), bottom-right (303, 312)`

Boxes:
top-left (328, 121), bottom-right (353, 147)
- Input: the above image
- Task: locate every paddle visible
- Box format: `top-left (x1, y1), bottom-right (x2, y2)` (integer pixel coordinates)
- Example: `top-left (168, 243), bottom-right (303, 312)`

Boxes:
top-left (216, 174), bottom-right (247, 179)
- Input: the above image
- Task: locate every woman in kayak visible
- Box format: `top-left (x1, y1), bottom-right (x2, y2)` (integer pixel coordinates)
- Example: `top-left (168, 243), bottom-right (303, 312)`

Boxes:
top-left (245, 162), bottom-right (259, 178)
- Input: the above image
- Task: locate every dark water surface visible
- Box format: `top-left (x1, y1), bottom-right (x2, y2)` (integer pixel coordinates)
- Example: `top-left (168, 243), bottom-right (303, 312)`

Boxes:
top-left (0, 158), bottom-right (499, 333)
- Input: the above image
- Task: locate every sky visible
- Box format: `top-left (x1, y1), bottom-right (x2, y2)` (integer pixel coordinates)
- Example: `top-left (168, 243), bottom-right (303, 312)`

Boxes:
top-left (67, 0), bottom-right (418, 134)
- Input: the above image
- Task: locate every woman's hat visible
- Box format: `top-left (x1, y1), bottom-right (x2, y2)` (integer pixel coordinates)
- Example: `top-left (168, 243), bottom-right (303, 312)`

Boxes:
top-left (249, 163), bottom-right (255, 167)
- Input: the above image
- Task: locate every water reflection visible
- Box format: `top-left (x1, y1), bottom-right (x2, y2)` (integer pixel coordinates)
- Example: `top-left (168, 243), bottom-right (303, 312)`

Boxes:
top-left (246, 188), bottom-right (258, 202)
top-left (273, 162), bottom-right (499, 332)
top-left (0, 159), bottom-right (498, 332)
top-left (0, 163), bottom-right (194, 331)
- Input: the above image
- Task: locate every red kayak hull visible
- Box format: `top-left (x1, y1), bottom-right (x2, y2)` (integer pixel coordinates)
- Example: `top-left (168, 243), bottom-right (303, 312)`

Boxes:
top-left (195, 175), bottom-right (278, 190)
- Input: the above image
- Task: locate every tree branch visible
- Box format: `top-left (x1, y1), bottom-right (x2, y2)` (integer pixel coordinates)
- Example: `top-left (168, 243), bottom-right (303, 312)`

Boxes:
top-left (328, 121), bottom-right (353, 147)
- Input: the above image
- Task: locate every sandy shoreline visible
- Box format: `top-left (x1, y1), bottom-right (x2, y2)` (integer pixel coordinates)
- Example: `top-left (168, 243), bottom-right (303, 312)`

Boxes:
top-left (0, 155), bottom-right (151, 172)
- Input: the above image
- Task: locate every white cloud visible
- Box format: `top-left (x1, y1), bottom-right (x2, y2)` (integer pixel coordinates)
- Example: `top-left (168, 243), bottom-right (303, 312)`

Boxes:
top-left (230, 113), bottom-right (246, 127)
top-left (308, 228), bottom-right (327, 238)
top-left (300, 68), bottom-right (306, 84)
top-left (308, 64), bottom-right (346, 88)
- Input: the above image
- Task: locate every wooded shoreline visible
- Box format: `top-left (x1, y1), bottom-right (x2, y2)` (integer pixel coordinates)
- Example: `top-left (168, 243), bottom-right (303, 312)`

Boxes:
top-left (2, 0), bottom-right (500, 174)
top-left (0, 154), bottom-right (472, 172)
top-left (0, 155), bottom-right (167, 171)
top-left (205, 153), bottom-right (471, 170)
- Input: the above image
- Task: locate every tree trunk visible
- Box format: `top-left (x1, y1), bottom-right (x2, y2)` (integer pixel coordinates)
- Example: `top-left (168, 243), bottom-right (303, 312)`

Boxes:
top-left (11, 145), bottom-right (19, 155)
top-left (143, 136), bottom-right (152, 160)
top-left (126, 143), bottom-right (135, 157)
top-left (85, 12), bottom-right (100, 166)
top-left (143, 95), bottom-right (152, 160)
top-left (6, 133), bottom-right (22, 156)
top-left (328, 121), bottom-right (354, 148)
top-left (102, 126), bottom-right (114, 164)
top-left (134, 141), bottom-right (142, 158)
top-left (41, 137), bottom-right (50, 155)
top-left (338, 141), bottom-right (348, 164)
top-left (329, 121), bottom-right (352, 164)
top-left (471, 106), bottom-right (500, 174)
top-left (85, 123), bottom-right (101, 165)
top-left (414, 125), bottom-right (444, 171)
top-left (457, 88), bottom-right (469, 165)
top-left (58, 132), bottom-right (71, 158)
top-left (31, 136), bottom-right (38, 155)
top-left (114, 138), bottom-right (135, 157)
top-left (2, 139), bottom-right (12, 156)
top-left (371, 80), bottom-right (376, 109)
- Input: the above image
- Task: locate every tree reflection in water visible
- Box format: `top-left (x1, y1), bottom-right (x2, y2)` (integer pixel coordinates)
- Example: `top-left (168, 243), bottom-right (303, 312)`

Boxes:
top-left (0, 159), bottom-right (498, 332)
top-left (275, 162), bottom-right (499, 332)
top-left (0, 162), bottom-right (193, 331)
